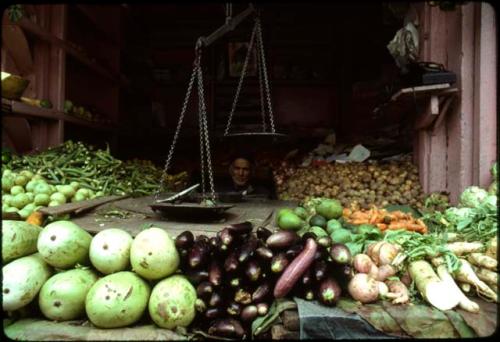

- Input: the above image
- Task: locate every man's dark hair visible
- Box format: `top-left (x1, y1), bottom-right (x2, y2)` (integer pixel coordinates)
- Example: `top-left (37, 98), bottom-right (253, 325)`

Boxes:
top-left (230, 153), bottom-right (255, 166)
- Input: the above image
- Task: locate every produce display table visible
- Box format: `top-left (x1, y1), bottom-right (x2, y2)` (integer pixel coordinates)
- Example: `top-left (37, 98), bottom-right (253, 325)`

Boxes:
top-left (69, 195), bottom-right (297, 237)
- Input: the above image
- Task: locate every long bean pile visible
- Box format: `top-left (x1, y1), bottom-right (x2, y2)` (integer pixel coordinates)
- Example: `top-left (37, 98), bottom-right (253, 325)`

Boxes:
top-left (5, 141), bottom-right (183, 197)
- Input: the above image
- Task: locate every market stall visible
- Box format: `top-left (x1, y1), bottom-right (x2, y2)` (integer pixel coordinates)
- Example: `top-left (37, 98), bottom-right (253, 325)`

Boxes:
top-left (2, 2), bottom-right (498, 341)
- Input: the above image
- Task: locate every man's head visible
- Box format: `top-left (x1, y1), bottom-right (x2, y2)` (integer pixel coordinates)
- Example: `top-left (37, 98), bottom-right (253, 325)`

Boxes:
top-left (229, 156), bottom-right (254, 187)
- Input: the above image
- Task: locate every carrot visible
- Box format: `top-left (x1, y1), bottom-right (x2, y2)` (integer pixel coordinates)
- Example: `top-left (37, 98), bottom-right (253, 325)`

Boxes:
top-left (352, 219), bottom-right (369, 225)
top-left (376, 223), bottom-right (388, 231)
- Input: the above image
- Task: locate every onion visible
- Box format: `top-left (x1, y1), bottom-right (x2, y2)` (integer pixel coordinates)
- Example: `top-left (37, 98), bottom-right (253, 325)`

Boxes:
top-left (348, 273), bottom-right (379, 303)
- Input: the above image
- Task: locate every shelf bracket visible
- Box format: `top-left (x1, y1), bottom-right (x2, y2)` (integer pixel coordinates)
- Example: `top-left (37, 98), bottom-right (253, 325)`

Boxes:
top-left (198, 4), bottom-right (255, 48)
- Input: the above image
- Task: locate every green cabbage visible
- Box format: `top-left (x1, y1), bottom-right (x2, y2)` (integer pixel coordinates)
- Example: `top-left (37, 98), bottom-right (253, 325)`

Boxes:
top-left (444, 207), bottom-right (475, 225)
top-left (459, 186), bottom-right (488, 208)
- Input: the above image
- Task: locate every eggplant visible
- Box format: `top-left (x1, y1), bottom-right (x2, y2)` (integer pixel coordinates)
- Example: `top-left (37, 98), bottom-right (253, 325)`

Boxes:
top-left (271, 252), bottom-right (289, 273)
top-left (317, 236), bottom-right (332, 248)
top-left (234, 288), bottom-right (252, 305)
top-left (196, 281), bottom-right (214, 300)
top-left (238, 237), bottom-right (259, 263)
top-left (219, 227), bottom-right (235, 248)
top-left (209, 291), bottom-right (224, 308)
top-left (329, 243), bottom-right (352, 265)
top-left (285, 244), bottom-right (303, 259)
top-left (205, 307), bottom-right (224, 319)
top-left (175, 231), bottom-right (194, 250)
top-left (314, 259), bottom-right (328, 282)
top-left (224, 249), bottom-right (240, 272)
top-left (241, 305), bottom-right (258, 322)
top-left (188, 240), bottom-right (211, 269)
top-left (301, 267), bottom-right (313, 286)
top-left (209, 236), bottom-right (222, 249)
top-left (318, 277), bottom-right (342, 306)
top-left (255, 246), bottom-right (274, 260)
top-left (266, 230), bottom-right (299, 250)
top-left (228, 221), bottom-right (253, 235)
top-left (195, 234), bottom-right (210, 244)
top-left (256, 302), bottom-right (269, 316)
top-left (226, 301), bottom-right (242, 316)
top-left (331, 264), bottom-right (354, 290)
top-left (208, 260), bottom-right (223, 287)
top-left (256, 226), bottom-right (273, 241)
top-left (208, 318), bottom-right (246, 339)
top-left (185, 269), bottom-right (209, 285)
top-left (245, 259), bottom-right (262, 282)
top-left (252, 282), bottom-right (271, 303)
top-left (195, 298), bottom-right (207, 313)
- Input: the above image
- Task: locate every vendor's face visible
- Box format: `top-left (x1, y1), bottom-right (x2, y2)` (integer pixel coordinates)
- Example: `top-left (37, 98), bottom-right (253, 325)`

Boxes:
top-left (230, 158), bottom-right (251, 187)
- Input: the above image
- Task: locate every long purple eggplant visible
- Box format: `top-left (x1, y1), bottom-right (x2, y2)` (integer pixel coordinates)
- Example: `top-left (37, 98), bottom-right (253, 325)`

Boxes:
top-left (209, 291), bottom-right (224, 308)
top-left (196, 281), bottom-right (214, 300)
top-left (218, 227), bottom-right (235, 248)
top-left (185, 269), bottom-right (209, 285)
top-left (266, 231), bottom-right (299, 250)
top-left (224, 249), bottom-right (240, 272)
top-left (208, 318), bottom-right (245, 339)
top-left (188, 240), bottom-right (211, 268)
top-left (238, 237), bottom-right (258, 263)
top-left (255, 246), bottom-right (274, 260)
top-left (195, 234), bottom-right (210, 244)
top-left (205, 307), bottom-right (224, 319)
top-left (228, 221), bottom-right (253, 235)
top-left (208, 260), bottom-right (222, 287)
top-left (241, 305), bottom-right (258, 322)
top-left (252, 281), bottom-right (271, 303)
top-left (245, 259), bottom-right (262, 282)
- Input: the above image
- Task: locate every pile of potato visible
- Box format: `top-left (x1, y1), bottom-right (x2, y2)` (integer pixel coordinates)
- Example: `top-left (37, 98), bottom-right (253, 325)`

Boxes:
top-left (273, 159), bottom-right (425, 210)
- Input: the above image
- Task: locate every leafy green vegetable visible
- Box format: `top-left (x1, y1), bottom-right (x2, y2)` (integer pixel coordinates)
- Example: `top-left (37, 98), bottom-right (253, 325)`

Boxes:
top-left (459, 186), bottom-right (488, 209)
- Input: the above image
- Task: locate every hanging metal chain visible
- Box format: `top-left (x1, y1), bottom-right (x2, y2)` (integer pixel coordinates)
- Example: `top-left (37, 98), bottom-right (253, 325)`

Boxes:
top-left (155, 54), bottom-right (199, 200)
top-left (224, 19), bottom-right (259, 136)
top-left (196, 59), bottom-right (216, 202)
top-left (256, 35), bottom-right (267, 132)
top-left (255, 18), bottom-right (276, 133)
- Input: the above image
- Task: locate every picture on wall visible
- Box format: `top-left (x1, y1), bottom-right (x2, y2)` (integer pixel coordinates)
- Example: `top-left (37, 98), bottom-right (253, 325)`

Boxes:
top-left (228, 42), bottom-right (258, 77)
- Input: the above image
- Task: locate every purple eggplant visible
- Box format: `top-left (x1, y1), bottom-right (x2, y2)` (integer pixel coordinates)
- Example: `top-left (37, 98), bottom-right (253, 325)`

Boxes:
top-left (314, 259), bottom-right (328, 282)
top-left (208, 260), bottom-right (223, 287)
top-left (241, 305), bottom-right (258, 322)
top-left (228, 221), bottom-right (253, 235)
top-left (245, 259), bottom-right (262, 282)
top-left (256, 226), bottom-right (273, 241)
top-left (238, 237), bottom-right (259, 263)
top-left (209, 291), bottom-right (224, 308)
top-left (209, 236), bottom-right (222, 249)
top-left (271, 252), bottom-right (289, 273)
top-left (252, 282), bottom-right (271, 303)
top-left (301, 231), bottom-right (317, 242)
top-left (224, 249), bottom-right (240, 273)
top-left (205, 307), bottom-right (224, 319)
top-left (218, 227), bottom-right (235, 248)
top-left (256, 302), bottom-right (269, 316)
top-left (227, 301), bottom-right (242, 316)
top-left (188, 240), bottom-right (211, 268)
top-left (266, 231), bottom-right (299, 250)
top-left (175, 231), bottom-right (194, 249)
top-left (195, 234), bottom-right (210, 244)
top-left (329, 243), bottom-right (352, 265)
top-left (314, 245), bottom-right (329, 260)
top-left (331, 264), bottom-right (354, 290)
top-left (285, 244), bottom-right (304, 259)
top-left (196, 281), bottom-right (214, 300)
top-left (318, 277), bottom-right (342, 306)
top-left (208, 318), bottom-right (246, 339)
top-left (185, 269), bottom-right (209, 285)
top-left (255, 246), bottom-right (274, 260)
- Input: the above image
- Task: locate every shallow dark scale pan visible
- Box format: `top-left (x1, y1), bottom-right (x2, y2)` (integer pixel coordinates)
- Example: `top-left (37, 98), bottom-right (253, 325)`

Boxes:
top-left (150, 202), bottom-right (234, 220)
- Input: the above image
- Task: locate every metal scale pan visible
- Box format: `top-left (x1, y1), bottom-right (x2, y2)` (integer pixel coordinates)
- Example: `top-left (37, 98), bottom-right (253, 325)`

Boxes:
top-left (222, 132), bottom-right (289, 145)
top-left (150, 202), bottom-right (234, 221)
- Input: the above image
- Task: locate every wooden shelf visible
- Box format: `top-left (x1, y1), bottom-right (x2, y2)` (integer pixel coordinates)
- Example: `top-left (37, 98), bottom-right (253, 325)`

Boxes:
top-left (73, 4), bottom-right (121, 48)
top-left (2, 98), bottom-right (116, 131)
top-left (15, 16), bottom-right (128, 87)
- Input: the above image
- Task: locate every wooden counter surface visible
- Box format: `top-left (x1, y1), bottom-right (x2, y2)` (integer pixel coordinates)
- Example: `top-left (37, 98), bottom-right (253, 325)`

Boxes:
top-left (70, 195), bottom-right (298, 237)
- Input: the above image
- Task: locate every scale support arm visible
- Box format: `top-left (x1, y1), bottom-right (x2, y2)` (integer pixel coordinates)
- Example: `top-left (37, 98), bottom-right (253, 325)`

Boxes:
top-left (198, 3), bottom-right (255, 47)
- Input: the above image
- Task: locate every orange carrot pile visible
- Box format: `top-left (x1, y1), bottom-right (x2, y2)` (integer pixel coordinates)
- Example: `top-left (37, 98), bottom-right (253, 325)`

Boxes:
top-left (342, 207), bottom-right (428, 234)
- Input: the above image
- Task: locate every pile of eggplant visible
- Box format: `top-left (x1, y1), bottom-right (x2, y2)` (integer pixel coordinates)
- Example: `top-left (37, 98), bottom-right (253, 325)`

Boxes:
top-left (175, 222), bottom-right (354, 339)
